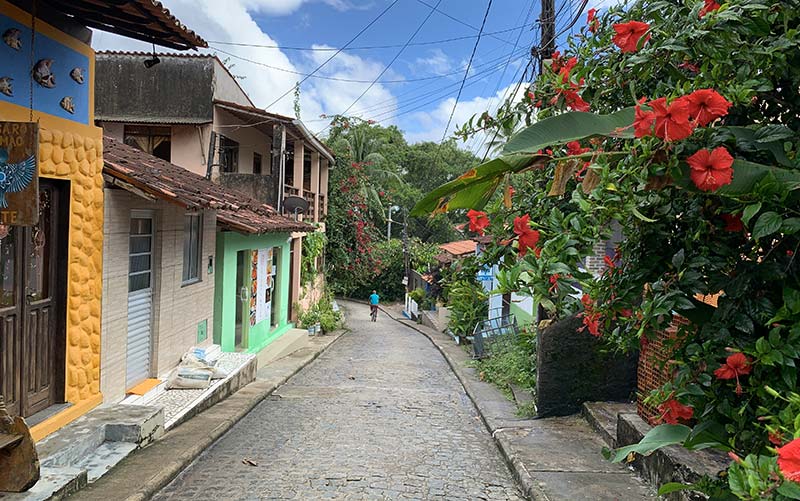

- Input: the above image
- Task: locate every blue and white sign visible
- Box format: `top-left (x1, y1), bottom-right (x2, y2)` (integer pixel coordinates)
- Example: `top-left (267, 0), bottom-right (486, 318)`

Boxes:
top-left (0, 14), bottom-right (89, 124)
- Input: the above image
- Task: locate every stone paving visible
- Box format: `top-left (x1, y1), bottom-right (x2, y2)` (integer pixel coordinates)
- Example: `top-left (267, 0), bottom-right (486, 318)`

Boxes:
top-left (153, 305), bottom-right (523, 500)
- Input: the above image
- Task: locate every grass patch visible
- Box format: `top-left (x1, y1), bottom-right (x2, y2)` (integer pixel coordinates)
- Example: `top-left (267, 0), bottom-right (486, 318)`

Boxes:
top-left (469, 331), bottom-right (537, 416)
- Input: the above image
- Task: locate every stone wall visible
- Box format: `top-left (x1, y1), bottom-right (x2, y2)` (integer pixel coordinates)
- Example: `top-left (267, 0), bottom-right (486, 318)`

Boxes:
top-left (536, 315), bottom-right (638, 417)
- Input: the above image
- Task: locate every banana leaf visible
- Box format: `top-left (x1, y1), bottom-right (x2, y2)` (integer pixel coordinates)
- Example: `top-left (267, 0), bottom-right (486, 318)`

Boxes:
top-left (503, 107), bottom-right (636, 155)
top-left (410, 154), bottom-right (541, 216)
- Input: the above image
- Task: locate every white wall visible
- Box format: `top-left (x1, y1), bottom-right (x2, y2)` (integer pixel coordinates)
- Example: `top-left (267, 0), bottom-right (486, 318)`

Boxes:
top-left (101, 189), bottom-right (216, 403)
top-left (212, 108), bottom-right (271, 177)
top-left (212, 61), bottom-right (253, 106)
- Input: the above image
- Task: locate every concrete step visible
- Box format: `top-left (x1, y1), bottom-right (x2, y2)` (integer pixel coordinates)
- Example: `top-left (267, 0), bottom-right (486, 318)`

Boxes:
top-left (582, 401), bottom-right (636, 449)
top-left (74, 442), bottom-right (138, 483)
top-left (1, 466), bottom-right (86, 501)
top-left (255, 328), bottom-right (309, 368)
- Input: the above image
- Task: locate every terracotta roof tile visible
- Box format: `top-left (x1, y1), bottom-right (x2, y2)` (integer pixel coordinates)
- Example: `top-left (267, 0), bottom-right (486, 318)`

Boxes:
top-left (47, 0), bottom-right (207, 50)
top-left (103, 137), bottom-right (312, 234)
top-left (438, 240), bottom-right (477, 257)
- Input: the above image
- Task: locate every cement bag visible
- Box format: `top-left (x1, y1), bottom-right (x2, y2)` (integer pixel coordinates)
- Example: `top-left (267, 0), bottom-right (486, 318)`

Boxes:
top-left (165, 366), bottom-right (212, 389)
top-left (180, 353), bottom-right (228, 379)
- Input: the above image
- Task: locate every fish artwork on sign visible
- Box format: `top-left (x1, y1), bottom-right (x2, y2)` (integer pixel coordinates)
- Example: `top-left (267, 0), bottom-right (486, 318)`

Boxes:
top-left (0, 77), bottom-right (12, 97)
top-left (59, 96), bottom-right (75, 114)
top-left (32, 59), bottom-right (55, 88)
top-left (2, 28), bottom-right (21, 50)
top-left (70, 67), bottom-right (84, 84)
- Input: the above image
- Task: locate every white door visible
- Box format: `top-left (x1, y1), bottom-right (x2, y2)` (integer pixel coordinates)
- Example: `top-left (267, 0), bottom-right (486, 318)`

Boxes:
top-left (126, 212), bottom-right (154, 388)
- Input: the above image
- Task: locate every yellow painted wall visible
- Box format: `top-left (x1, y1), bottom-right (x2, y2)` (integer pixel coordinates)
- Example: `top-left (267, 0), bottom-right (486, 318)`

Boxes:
top-left (0, 1), bottom-right (104, 441)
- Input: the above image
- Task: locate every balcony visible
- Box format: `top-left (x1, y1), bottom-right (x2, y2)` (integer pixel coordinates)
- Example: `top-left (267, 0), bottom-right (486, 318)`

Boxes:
top-left (219, 173), bottom-right (278, 207)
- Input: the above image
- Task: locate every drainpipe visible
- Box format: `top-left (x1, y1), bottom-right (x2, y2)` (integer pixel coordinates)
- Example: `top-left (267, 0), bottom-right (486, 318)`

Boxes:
top-left (273, 124), bottom-right (287, 212)
top-left (205, 131), bottom-right (217, 179)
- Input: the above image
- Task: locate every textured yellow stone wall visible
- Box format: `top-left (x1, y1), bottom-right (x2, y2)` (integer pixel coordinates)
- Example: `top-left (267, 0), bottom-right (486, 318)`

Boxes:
top-left (38, 127), bottom-right (104, 404)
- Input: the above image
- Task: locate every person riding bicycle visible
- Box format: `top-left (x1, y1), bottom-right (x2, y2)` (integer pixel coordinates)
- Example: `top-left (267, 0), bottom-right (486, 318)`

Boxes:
top-left (369, 290), bottom-right (380, 320)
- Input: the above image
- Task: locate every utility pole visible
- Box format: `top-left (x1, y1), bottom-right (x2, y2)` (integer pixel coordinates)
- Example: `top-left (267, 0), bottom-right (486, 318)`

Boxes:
top-left (540, 0), bottom-right (556, 60)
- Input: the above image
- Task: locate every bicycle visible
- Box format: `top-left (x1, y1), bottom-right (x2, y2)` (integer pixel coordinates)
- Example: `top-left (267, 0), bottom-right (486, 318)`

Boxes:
top-left (370, 305), bottom-right (378, 322)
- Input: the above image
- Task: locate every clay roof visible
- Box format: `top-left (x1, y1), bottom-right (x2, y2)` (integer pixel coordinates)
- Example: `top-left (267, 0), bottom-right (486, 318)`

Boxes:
top-left (102, 137), bottom-right (312, 234)
top-left (46, 0), bottom-right (207, 50)
top-left (214, 100), bottom-right (336, 163)
top-left (438, 240), bottom-right (477, 257)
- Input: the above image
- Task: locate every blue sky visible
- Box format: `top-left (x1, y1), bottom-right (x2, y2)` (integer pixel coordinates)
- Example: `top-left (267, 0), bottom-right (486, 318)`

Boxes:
top-left (94, 0), bottom-right (592, 151)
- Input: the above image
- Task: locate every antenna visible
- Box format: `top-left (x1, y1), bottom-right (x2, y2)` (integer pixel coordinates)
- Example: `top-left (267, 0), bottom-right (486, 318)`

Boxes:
top-left (283, 195), bottom-right (309, 220)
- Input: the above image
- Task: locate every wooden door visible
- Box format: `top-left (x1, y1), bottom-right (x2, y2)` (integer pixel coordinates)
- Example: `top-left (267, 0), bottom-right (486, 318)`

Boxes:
top-left (0, 180), bottom-right (67, 418)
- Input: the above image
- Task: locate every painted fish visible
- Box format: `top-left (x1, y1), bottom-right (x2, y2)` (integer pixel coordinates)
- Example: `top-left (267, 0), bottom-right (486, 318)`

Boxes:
top-left (59, 96), bottom-right (75, 114)
top-left (32, 59), bottom-right (55, 88)
top-left (2, 28), bottom-right (21, 50)
top-left (0, 77), bottom-right (12, 97)
top-left (70, 67), bottom-right (84, 84)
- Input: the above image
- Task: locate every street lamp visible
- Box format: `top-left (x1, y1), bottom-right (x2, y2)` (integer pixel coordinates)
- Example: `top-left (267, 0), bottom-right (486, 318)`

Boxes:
top-left (387, 205), bottom-right (400, 240)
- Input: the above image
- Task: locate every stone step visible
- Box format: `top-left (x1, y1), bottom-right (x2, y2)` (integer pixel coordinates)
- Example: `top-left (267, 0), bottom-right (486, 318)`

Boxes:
top-left (582, 401), bottom-right (636, 449)
top-left (1, 467), bottom-right (86, 501)
top-left (74, 442), bottom-right (138, 483)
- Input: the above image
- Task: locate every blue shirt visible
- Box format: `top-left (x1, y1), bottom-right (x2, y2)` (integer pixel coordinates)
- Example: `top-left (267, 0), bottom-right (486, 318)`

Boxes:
top-left (369, 293), bottom-right (380, 305)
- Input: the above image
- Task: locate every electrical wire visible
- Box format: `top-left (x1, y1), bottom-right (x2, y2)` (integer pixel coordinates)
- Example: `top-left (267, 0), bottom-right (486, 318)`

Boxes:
top-left (414, 0), bottom-right (511, 47)
top-left (317, 0), bottom-right (445, 133)
top-left (465, 0), bottom-right (536, 155)
top-left (438, 0), bottom-right (494, 146)
top-left (205, 24), bottom-right (532, 51)
top-left (262, 0), bottom-right (400, 111)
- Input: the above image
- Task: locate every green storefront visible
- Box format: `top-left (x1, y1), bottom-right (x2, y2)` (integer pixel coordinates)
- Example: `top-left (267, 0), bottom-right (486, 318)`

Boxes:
top-left (213, 211), bottom-right (309, 354)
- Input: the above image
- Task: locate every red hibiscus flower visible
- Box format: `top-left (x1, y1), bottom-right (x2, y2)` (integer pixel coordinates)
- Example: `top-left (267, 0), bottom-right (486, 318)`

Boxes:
top-left (549, 274), bottom-right (560, 294)
top-left (685, 89), bottom-right (732, 126)
top-left (770, 431), bottom-right (785, 446)
top-left (778, 438), bottom-right (800, 482)
top-left (566, 141), bottom-right (590, 156)
top-left (513, 215), bottom-right (541, 257)
top-left (657, 399), bottom-right (694, 425)
top-left (558, 87), bottom-right (590, 112)
top-left (678, 61), bottom-right (700, 73)
top-left (714, 352), bottom-right (752, 379)
top-left (633, 100), bottom-right (655, 138)
top-left (467, 209), bottom-right (490, 236)
top-left (582, 311), bottom-right (602, 337)
top-left (699, 0), bottom-right (721, 18)
top-left (612, 21), bottom-right (651, 53)
top-left (714, 352), bottom-right (752, 396)
top-left (687, 147), bottom-right (734, 192)
top-left (587, 8), bottom-right (599, 33)
top-left (720, 213), bottom-right (743, 232)
top-left (650, 97), bottom-right (695, 142)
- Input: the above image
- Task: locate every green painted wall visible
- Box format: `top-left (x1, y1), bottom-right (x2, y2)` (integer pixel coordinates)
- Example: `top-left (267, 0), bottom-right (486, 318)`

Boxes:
top-left (510, 300), bottom-right (535, 327)
top-left (213, 230), bottom-right (293, 354)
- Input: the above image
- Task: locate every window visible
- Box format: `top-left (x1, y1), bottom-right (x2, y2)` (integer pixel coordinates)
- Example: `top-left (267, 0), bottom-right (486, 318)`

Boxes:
top-left (183, 213), bottom-right (202, 284)
top-left (124, 125), bottom-right (171, 161)
top-left (253, 152), bottom-right (262, 175)
top-left (219, 136), bottom-right (239, 173)
top-left (284, 145), bottom-right (294, 186)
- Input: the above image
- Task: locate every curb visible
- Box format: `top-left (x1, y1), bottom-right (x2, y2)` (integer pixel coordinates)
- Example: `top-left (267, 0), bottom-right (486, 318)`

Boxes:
top-left (377, 304), bottom-right (548, 501)
top-left (80, 330), bottom-right (347, 501)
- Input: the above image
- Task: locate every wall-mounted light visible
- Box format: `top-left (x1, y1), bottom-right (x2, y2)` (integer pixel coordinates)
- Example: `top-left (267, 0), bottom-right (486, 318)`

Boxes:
top-left (144, 44), bottom-right (160, 68)
top-left (207, 255), bottom-right (214, 274)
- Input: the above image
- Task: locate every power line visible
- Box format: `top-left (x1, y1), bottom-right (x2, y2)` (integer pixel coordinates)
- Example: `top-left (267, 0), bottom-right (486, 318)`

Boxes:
top-left (327, 47), bottom-right (529, 122)
top-left (466, 0), bottom-right (536, 155)
top-left (211, 43), bottom-right (520, 85)
top-left (439, 0), bottom-right (494, 145)
top-left (414, 0), bottom-right (511, 48)
top-left (263, 0), bottom-right (400, 111)
top-left (206, 24), bottom-right (531, 51)
top-left (321, 0), bottom-right (445, 132)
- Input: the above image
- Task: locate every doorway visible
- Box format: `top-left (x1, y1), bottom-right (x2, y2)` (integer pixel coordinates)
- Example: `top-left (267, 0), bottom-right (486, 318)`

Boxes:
top-left (0, 179), bottom-right (68, 418)
top-left (234, 250), bottom-right (250, 351)
top-left (126, 211), bottom-right (154, 389)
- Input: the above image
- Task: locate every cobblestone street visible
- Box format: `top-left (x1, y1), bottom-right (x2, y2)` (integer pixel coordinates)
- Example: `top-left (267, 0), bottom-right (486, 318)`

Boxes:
top-left (153, 304), bottom-right (523, 500)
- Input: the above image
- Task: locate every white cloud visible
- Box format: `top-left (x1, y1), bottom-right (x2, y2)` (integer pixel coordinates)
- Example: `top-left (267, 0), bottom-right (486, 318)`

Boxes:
top-left (91, 0), bottom-right (393, 124)
top-left (402, 83), bottom-right (527, 146)
top-left (413, 48), bottom-right (453, 76)
top-left (238, 0), bottom-right (373, 16)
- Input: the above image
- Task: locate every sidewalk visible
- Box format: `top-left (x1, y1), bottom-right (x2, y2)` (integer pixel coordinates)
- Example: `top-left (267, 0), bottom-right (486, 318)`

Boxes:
top-left (382, 304), bottom-right (656, 500)
top-left (70, 331), bottom-right (344, 501)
